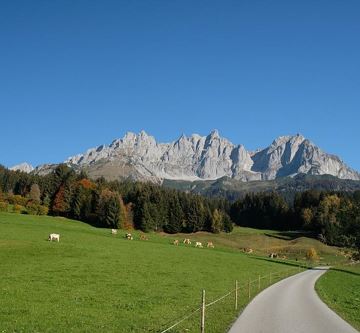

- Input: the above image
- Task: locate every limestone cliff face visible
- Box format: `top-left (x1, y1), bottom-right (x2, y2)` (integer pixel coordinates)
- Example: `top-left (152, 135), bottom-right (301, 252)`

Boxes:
top-left (62, 131), bottom-right (360, 182)
top-left (251, 134), bottom-right (360, 180)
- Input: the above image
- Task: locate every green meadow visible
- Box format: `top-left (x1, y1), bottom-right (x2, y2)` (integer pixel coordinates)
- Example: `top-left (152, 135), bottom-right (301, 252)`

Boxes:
top-left (0, 212), bottom-right (338, 332)
top-left (316, 265), bottom-right (360, 331)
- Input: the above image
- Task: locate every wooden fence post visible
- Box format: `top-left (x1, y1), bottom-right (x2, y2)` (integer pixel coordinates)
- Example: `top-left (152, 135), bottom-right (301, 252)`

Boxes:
top-left (248, 279), bottom-right (251, 300)
top-left (235, 280), bottom-right (238, 310)
top-left (201, 289), bottom-right (205, 333)
top-left (258, 275), bottom-right (261, 291)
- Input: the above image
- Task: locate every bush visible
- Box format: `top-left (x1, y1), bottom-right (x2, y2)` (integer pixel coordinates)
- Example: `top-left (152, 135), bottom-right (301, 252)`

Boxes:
top-left (306, 247), bottom-right (319, 262)
top-left (8, 195), bottom-right (27, 206)
top-left (38, 205), bottom-right (49, 215)
top-left (0, 202), bottom-right (8, 212)
top-left (26, 202), bottom-right (39, 215)
top-left (25, 201), bottom-right (49, 215)
top-left (13, 204), bottom-right (26, 214)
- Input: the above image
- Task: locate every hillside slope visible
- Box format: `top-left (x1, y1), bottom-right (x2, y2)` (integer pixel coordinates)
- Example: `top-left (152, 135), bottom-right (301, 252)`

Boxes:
top-left (0, 212), bottom-right (345, 332)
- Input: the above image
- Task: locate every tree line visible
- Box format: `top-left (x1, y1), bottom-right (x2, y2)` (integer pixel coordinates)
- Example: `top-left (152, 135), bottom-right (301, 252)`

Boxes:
top-left (0, 164), bottom-right (232, 233)
top-left (230, 190), bottom-right (360, 250)
top-left (0, 164), bottom-right (359, 251)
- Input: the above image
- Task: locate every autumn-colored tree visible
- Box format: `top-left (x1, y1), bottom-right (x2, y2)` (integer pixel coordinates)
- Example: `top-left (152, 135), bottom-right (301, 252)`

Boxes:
top-left (13, 204), bottom-right (24, 213)
top-left (29, 183), bottom-right (41, 203)
top-left (317, 195), bottom-right (341, 226)
top-left (211, 209), bottom-right (223, 233)
top-left (52, 185), bottom-right (69, 216)
top-left (119, 199), bottom-right (133, 229)
top-left (78, 178), bottom-right (96, 190)
top-left (8, 194), bottom-right (27, 206)
top-left (0, 202), bottom-right (8, 212)
top-left (306, 247), bottom-right (319, 262)
top-left (301, 207), bottom-right (313, 228)
top-left (125, 203), bottom-right (134, 229)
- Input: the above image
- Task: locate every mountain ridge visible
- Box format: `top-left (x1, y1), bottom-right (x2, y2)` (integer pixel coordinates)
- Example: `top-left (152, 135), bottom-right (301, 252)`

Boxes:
top-left (16, 130), bottom-right (357, 182)
top-left (10, 131), bottom-right (360, 182)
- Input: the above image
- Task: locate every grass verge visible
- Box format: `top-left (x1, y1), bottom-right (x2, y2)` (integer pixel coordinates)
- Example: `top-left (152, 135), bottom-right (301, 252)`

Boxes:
top-left (316, 265), bottom-right (360, 331)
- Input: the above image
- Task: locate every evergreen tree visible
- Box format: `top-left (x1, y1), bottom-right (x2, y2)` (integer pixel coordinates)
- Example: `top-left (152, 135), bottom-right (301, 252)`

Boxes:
top-left (222, 213), bottom-right (233, 233)
top-left (164, 194), bottom-right (183, 233)
top-left (104, 196), bottom-right (121, 228)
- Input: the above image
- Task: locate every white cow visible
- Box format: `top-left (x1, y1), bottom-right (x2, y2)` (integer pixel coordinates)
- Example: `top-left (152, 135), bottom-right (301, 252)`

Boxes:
top-left (195, 242), bottom-right (203, 248)
top-left (111, 229), bottom-right (118, 235)
top-left (48, 233), bottom-right (60, 242)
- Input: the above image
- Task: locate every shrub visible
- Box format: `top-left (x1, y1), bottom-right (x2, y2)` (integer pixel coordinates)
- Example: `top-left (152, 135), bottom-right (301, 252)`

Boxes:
top-left (38, 205), bottom-right (49, 215)
top-left (0, 202), bottom-right (8, 212)
top-left (13, 204), bottom-right (25, 214)
top-left (306, 247), bottom-right (319, 262)
top-left (8, 195), bottom-right (27, 206)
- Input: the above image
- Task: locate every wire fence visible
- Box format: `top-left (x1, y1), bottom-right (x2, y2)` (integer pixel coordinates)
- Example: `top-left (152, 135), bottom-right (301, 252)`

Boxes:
top-left (159, 264), bottom-right (305, 333)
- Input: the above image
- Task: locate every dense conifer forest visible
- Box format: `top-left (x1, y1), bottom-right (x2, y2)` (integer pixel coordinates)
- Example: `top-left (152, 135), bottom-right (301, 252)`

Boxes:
top-left (0, 164), bottom-right (359, 251)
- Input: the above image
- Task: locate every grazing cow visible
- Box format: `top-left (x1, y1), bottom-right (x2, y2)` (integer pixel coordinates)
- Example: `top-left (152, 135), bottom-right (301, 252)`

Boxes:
top-left (48, 233), bottom-right (60, 242)
top-left (183, 238), bottom-right (191, 245)
top-left (269, 253), bottom-right (278, 259)
top-left (111, 229), bottom-right (118, 235)
top-left (140, 234), bottom-right (148, 241)
top-left (125, 233), bottom-right (133, 240)
top-left (195, 242), bottom-right (203, 248)
top-left (173, 239), bottom-right (179, 246)
top-left (207, 241), bottom-right (214, 248)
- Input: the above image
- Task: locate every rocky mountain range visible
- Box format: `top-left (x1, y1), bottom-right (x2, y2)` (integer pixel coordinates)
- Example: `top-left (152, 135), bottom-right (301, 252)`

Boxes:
top-left (12, 130), bottom-right (358, 183)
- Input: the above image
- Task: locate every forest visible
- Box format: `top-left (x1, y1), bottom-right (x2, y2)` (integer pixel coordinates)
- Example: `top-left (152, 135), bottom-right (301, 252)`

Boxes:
top-left (0, 164), bottom-right (359, 251)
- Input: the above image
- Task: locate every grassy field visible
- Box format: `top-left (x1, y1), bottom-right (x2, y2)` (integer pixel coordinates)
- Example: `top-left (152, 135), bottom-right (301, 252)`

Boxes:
top-left (157, 226), bottom-right (346, 266)
top-left (0, 212), bottom-right (343, 332)
top-left (316, 265), bottom-right (360, 331)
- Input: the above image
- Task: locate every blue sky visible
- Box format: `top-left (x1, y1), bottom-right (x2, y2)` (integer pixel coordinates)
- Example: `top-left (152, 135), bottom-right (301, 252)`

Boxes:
top-left (1, 1), bottom-right (359, 171)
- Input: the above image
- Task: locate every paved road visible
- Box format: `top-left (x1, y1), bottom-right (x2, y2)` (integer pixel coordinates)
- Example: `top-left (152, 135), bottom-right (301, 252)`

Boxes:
top-left (228, 268), bottom-right (358, 333)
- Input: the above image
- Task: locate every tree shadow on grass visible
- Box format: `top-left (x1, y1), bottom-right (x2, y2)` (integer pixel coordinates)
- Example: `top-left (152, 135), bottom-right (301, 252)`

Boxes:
top-left (264, 231), bottom-right (315, 241)
top-left (329, 267), bottom-right (360, 277)
top-left (248, 255), bottom-right (308, 269)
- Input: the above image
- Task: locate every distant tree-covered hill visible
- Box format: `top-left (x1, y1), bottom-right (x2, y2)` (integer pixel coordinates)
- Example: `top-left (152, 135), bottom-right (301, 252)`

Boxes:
top-left (162, 174), bottom-right (360, 202)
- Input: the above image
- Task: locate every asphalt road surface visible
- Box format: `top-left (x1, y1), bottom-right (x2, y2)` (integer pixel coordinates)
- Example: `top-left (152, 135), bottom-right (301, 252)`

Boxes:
top-left (228, 267), bottom-right (358, 333)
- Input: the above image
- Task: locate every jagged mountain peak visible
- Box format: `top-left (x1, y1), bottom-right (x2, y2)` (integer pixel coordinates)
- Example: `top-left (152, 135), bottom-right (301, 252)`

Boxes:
top-left (270, 133), bottom-right (305, 147)
top-left (52, 131), bottom-right (360, 182)
top-left (208, 129), bottom-right (220, 138)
